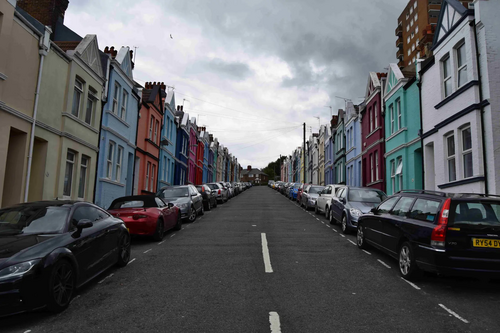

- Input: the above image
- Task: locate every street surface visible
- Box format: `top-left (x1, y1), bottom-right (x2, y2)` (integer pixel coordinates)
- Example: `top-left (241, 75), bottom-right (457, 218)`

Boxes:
top-left (2, 186), bottom-right (500, 332)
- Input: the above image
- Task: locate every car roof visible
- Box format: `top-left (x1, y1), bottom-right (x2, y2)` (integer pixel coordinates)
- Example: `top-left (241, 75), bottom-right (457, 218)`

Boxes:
top-left (5, 200), bottom-right (81, 209)
top-left (394, 190), bottom-right (500, 202)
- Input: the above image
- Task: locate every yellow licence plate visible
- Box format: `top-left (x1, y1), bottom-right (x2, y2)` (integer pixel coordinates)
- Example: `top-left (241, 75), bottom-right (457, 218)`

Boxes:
top-left (472, 238), bottom-right (500, 248)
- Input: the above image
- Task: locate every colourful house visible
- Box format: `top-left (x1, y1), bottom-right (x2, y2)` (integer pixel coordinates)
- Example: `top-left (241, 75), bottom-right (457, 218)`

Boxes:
top-left (345, 101), bottom-right (362, 187)
top-left (324, 124), bottom-right (333, 185)
top-left (384, 64), bottom-right (422, 195)
top-left (188, 117), bottom-right (198, 184)
top-left (95, 46), bottom-right (139, 209)
top-left (174, 108), bottom-right (189, 185)
top-left (333, 110), bottom-right (346, 185)
top-left (158, 88), bottom-right (177, 189)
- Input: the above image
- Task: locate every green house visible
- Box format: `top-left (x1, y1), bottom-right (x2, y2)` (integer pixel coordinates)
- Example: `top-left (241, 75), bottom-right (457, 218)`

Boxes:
top-left (383, 64), bottom-right (423, 195)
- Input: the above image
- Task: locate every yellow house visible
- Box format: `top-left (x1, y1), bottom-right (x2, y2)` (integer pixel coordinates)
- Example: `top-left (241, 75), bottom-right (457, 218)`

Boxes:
top-left (0, 0), bottom-right (44, 208)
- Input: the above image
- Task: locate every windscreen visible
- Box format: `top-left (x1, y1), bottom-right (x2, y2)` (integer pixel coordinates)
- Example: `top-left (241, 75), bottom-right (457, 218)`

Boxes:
top-left (159, 188), bottom-right (189, 198)
top-left (349, 189), bottom-right (387, 203)
top-left (451, 201), bottom-right (500, 227)
top-left (0, 206), bottom-right (70, 235)
top-left (309, 186), bottom-right (325, 194)
top-left (109, 200), bottom-right (146, 209)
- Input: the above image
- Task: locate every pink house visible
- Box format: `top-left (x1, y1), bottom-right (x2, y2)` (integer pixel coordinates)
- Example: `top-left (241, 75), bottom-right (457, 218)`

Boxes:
top-left (188, 117), bottom-right (198, 184)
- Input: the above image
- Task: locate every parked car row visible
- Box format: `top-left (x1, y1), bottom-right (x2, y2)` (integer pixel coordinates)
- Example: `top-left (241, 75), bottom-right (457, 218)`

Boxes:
top-left (0, 182), bottom-right (252, 317)
top-left (273, 183), bottom-right (500, 282)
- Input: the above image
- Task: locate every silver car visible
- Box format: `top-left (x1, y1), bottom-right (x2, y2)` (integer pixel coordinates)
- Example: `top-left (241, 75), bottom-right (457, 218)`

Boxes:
top-left (315, 184), bottom-right (343, 219)
top-left (207, 183), bottom-right (228, 203)
top-left (300, 185), bottom-right (326, 210)
top-left (157, 185), bottom-right (204, 222)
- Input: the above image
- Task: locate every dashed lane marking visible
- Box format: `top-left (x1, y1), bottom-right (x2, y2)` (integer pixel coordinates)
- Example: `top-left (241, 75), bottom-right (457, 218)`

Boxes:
top-left (158, 240), bottom-right (165, 245)
top-left (340, 234), bottom-right (345, 238)
top-left (347, 239), bottom-right (356, 246)
top-left (377, 259), bottom-right (391, 269)
top-left (143, 249), bottom-right (152, 254)
top-left (332, 229), bottom-right (338, 233)
top-left (98, 273), bottom-right (114, 284)
top-left (362, 250), bottom-right (371, 255)
top-left (269, 312), bottom-right (282, 333)
top-left (170, 233), bottom-right (176, 238)
top-left (439, 304), bottom-right (469, 323)
top-left (127, 258), bottom-right (136, 265)
top-left (261, 233), bottom-right (274, 273)
top-left (401, 277), bottom-right (421, 290)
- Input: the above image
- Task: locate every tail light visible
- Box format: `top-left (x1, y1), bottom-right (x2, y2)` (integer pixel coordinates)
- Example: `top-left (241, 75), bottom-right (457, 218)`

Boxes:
top-left (202, 186), bottom-right (205, 192)
top-left (431, 198), bottom-right (451, 248)
top-left (218, 189), bottom-right (221, 194)
top-left (133, 214), bottom-right (148, 220)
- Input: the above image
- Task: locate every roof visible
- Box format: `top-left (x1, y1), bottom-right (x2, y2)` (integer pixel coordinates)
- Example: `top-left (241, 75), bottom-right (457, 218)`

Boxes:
top-left (109, 195), bottom-right (159, 208)
top-left (241, 169), bottom-right (268, 176)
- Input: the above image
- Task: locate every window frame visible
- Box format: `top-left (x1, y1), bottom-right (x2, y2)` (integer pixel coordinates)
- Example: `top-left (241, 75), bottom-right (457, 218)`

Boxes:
top-left (396, 99), bottom-right (402, 130)
top-left (456, 42), bottom-right (468, 88)
top-left (72, 79), bottom-right (83, 117)
top-left (64, 150), bottom-right (76, 197)
top-left (78, 155), bottom-right (89, 199)
top-left (391, 160), bottom-right (396, 194)
top-left (390, 104), bottom-right (395, 134)
top-left (107, 141), bottom-right (115, 179)
top-left (461, 126), bottom-right (473, 179)
top-left (442, 55), bottom-right (452, 98)
top-left (121, 90), bottom-right (128, 120)
top-left (446, 134), bottom-right (457, 182)
top-left (145, 162), bottom-right (151, 191)
top-left (113, 82), bottom-right (120, 115)
top-left (149, 116), bottom-right (154, 140)
top-left (116, 146), bottom-right (123, 182)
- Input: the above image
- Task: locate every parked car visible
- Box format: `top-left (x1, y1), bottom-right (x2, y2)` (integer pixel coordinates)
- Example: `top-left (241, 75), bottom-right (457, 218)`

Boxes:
top-left (195, 184), bottom-right (218, 211)
top-left (0, 200), bottom-right (130, 317)
top-left (207, 182), bottom-right (228, 203)
top-left (357, 190), bottom-right (500, 281)
top-left (268, 180), bottom-right (275, 187)
top-left (225, 182), bottom-right (234, 198)
top-left (296, 183), bottom-right (305, 203)
top-left (108, 195), bottom-right (181, 241)
top-left (157, 185), bottom-right (203, 222)
top-left (329, 186), bottom-right (387, 234)
top-left (290, 183), bottom-right (302, 201)
top-left (300, 185), bottom-right (326, 210)
top-left (315, 184), bottom-right (343, 219)
top-left (218, 182), bottom-right (231, 200)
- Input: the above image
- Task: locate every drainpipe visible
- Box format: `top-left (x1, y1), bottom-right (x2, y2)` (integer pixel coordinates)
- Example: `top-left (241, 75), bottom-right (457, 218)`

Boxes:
top-left (472, 20), bottom-right (488, 195)
top-left (24, 26), bottom-right (51, 202)
top-left (416, 58), bottom-right (425, 190)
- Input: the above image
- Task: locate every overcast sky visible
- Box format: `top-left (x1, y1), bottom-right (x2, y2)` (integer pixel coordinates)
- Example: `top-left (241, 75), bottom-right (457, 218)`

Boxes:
top-left (66, 0), bottom-right (409, 169)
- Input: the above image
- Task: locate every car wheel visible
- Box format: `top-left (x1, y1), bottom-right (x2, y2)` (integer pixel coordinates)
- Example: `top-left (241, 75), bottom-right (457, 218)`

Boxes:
top-left (341, 215), bottom-right (348, 234)
top-left (47, 260), bottom-right (75, 313)
top-left (188, 206), bottom-right (197, 222)
top-left (314, 204), bottom-right (319, 214)
top-left (200, 203), bottom-right (205, 216)
top-left (214, 199), bottom-right (218, 208)
top-left (399, 241), bottom-right (422, 281)
top-left (329, 210), bottom-right (336, 225)
top-left (325, 206), bottom-right (330, 220)
top-left (206, 201), bottom-right (211, 211)
top-left (357, 225), bottom-right (368, 249)
top-left (116, 232), bottom-right (131, 267)
top-left (153, 219), bottom-right (165, 241)
top-left (173, 213), bottom-right (182, 231)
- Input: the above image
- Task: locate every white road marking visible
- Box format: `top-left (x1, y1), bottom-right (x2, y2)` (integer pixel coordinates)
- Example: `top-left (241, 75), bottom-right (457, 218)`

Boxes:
top-left (332, 228), bottom-right (338, 233)
top-left (261, 233), bottom-right (273, 273)
top-left (98, 273), bottom-right (114, 284)
top-left (269, 312), bottom-right (282, 333)
top-left (401, 277), bottom-right (421, 290)
top-left (340, 234), bottom-right (345, 238)
top-left (24, 331), bottom-right (32, 333)
top-left (316, 218), bottom-right (320, 221)
top-left (252, 225), bottom-right (257, 227)
top-left (377, 259), bottom-right (391, 269)
top-left (143, 249), bottom-right (152, 254)
top-left (348, 239), bottom-right (356, 245)
top-left (69, 295), bottom-right (81, 304)
top-left (439, 304), bottom-right (469, 323)
top-left (158, 240), bottom-right (165, 245)
top-left (362, 250), bottom-right (371, 255)
top-left (127, 258), bottom-right (136, 265)
top-left (326, 225), bottom-right (331, 228)
top-left (170, 233), bottom-right (176, 238)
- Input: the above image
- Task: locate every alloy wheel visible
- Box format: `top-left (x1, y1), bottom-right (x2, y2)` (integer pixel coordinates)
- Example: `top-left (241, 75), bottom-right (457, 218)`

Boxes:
top-left (342, 216), bottom-right (347, 234)
top-left (399, 245), bottom-right (411, 276)
top-left (49, 261), bottom-right (75, 311)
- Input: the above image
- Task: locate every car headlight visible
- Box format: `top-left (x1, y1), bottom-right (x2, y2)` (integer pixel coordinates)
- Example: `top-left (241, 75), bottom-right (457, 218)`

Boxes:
top-left (309, 198), bottom-right (316, 203)
top-left (176, 203), bottom-right (188, 209)
top-left (0, 260), bottom-right (40, 281)
top-left (350, 208), bottom-right (363, 217)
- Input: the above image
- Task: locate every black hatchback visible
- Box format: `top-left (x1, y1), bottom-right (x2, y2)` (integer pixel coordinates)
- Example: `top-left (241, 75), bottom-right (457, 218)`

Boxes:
top-left (356, 190), bottom-right (500, 281)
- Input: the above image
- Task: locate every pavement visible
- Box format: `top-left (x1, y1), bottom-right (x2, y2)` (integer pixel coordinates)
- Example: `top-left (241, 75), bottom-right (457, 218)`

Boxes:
top-left (2, 186), bottom-right (500, 332)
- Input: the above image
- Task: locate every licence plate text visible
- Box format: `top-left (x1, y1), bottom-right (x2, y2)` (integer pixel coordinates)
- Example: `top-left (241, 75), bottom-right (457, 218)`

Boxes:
top-left (472, 238), bottom-right (500, 248)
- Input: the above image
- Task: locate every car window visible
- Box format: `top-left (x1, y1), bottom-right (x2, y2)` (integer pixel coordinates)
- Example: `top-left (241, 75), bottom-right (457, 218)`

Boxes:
top-left (19, 207), bottom-right (70, 234)
top-left (390, 197), bottom-right (415, 217)
top-left (452, 201), bottom-right (500, 226)
top-left (409, 198), bottom-right (441, 223)
top-left (159, 187), bottom-right (189, 198)
top-left (72, 206), bottom-right (103, 224)
top-left (336, 188), bottom-right (345, 198)
top-left (111, 200), bottom-right (145, 209)
top-left (378, 197), bottom-right (399, 214)
top-left (155, 197), bottom-right (165, 207)
top-left (348, 189), bottom-right (386, 203)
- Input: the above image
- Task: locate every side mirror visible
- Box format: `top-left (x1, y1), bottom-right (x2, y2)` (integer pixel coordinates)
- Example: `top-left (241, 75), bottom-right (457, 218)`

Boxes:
top-left (168, 203), bottom-right (174, 209)
top-left (77, 219), bottom-right (93, 229)
top-left (370, 207), bottom-right (378, 214)
top-left (341, 197), bottom-right (346, 204)
top-left (318, 193), bottom-right (322, 196)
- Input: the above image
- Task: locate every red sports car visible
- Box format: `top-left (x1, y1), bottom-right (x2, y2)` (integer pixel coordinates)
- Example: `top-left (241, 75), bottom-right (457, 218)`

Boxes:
top-left (108, 195), bottom-right (181, 241)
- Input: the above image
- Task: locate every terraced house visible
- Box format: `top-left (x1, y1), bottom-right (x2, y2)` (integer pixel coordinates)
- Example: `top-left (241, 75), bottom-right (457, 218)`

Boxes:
top-left (174, 108), bottom-right (189, 185)
top-left (344, 101), bottom-right (362, 187)
top-left (383, 63), bottom-right (422, 195)
top-left (94, 46), bottom-right (139, 209)
top-left (158, 88), bottom-right (177, 189)
top-left (333, 109), bottom-right (345, 185)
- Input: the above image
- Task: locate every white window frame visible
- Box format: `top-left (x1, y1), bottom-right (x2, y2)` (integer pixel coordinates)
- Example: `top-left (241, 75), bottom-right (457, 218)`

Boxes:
top-left (78, 155), bottom-right (88, 199)
top-left (442, 55), bottom-right (452, 98)
top-left (116, 146), bottom-right (123, 182)
top-left (64, 150), bottom-right (76, 197)
top-left (154, 120), bottom-right (159, 144)
top-left (446, 134), bottom-right (456, 182)
top-left (391, 160), bottom-right (396, 194)
top-left (456, 42), bottom-right (468, 88)
top-left (121, 90), bottom-right (128, 120)
top-left (369, 107), bottom-right (373, 132)
top-left (461, 127), bottom-right (473, 178)
top-left (397, 99), bottom-right (402, 130)
top-left (390, 104), bottom-right (395, 134)
top-left (151, 164), bottom-right (156, 192)
top-left (146, 162), bottom-right (151, 191)
top-left (85, 88), bottom-right (97, 126)
top-left (374, 103), bottom-right (378, 128)
top-left (396, 158), bottom-right (403, 191)
top-left (370, 154), bottom-right (374, 183)
top-left (113, 82), bottom-right (120, 114)
top-left (375, 151), bottom-right (379, 181)
top-left (149, 116), bottom-right (154, 140)
top-left (72, 79), bottom-right (83, 117)
top-left (107, 141), bottom-right (115, 179)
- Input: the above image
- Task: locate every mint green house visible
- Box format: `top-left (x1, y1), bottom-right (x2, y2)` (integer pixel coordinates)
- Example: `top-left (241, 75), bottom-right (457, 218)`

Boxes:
top-left (383, 64), bottom-right (423, 195)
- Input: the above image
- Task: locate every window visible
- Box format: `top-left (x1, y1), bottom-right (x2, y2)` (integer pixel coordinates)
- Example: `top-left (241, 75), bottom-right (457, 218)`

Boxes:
top-left (378, 197), bottom-right (399, 214)
top-left (390, 104), bottom-right (395, 133)
top-left (121, 91), bottom-right (128, 120)
top-left (412, 44), bottom-right (415, 51)
top-left (456, 43), bottom-right (467, 88)
top-left (163, 156), bottom-right (167, 180)
top-left (415, 12), bottom-right (418, 20)
top-left (410, 7), bottom-right (413, 14)
top-left (415, 25), bottom-right (419, 34)
top-left (407, 36), bottom-right (410, 44)
top-left (410, 19), bottom-right (414, 27)
top-left (396, 158), bottom-right (403, 191)
top-left (149, 116), bottom-right (154, 140)
top-left (85, 88), bottom-right (97, 125)
top-left (442, 55), bottom-right (452, 97)
top-left (151, 164), bottom-right (156, 192)
top-left (369, 107), bottom-right (373, 132)
top-left (78, 156), bottom-right (89, 198)
top-left (391, 197), bottom-right (414, 217)
top-left (64, 150), bottom-right (76, 196)
top-left (409, 198), bottom-right (440, 222)
top-left (391, 160), bottom-right (396, 194)
top-left (411, 31), bottom-right (414, 39)
top-left (408, 49), bottom-right (411, 56)
top-left (406, 25), bottom-right (410, 32)
top-left (107, 141), bottom-right (115, 179)
top-left (374, 102), bottom-right (378, 128)
top-left (414, 2), bottom-right (417, 9)
top-left (113, 82), bottom-right (120, 114)
top-left (154, 120), bottom-right (159, 144)
top-left (370, 154), bottom-right (374, 183)
top-left (446, 134), bottom-right (456, 182)
top-left (145, 162), bottom-right (151, 191)
top-left (397, 99), bottom-right (401, 130)
top-left (72, 79), bottom-right (83, 116)
top-left (462, 127), bottom-right (473, 178)
top-left (116, 146), bottom-right (123, 182)
top-left (375, 151), bottom-right (379, 181)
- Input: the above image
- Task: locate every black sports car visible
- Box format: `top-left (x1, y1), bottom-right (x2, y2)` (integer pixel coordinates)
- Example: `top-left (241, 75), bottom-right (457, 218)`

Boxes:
top-left (0, 200), bottom-right (131, 317)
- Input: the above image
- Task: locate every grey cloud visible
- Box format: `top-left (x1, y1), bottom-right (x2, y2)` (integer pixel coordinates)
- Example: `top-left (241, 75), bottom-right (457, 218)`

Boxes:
top-left (204, 58), bottom-right (253, 80)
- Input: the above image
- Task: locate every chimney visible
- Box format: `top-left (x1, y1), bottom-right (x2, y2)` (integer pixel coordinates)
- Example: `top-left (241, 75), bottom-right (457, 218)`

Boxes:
top-left (247, 165), bottom-right (252, 171)
top-left (129, 49), bottom-right (135, 69)
top-left (17, 0), bottom-right (69, 37)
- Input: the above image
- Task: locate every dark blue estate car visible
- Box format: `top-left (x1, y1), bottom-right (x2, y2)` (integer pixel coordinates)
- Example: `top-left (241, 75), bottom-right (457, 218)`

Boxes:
top-left (356, 190), bottom-right (500, 281)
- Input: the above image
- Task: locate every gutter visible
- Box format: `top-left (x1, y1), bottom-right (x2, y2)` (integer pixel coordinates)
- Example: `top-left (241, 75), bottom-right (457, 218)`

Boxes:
top-left (24, 26), bottom-right (51, 202)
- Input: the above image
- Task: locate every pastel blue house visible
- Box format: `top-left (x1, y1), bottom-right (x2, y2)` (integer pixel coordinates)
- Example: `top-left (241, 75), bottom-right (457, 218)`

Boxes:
top-left (200, 130), bottom-right (209, 183)
top-left (345, 101), bottom-right (362, 187)
top-left (159, 89), bottom-right (177, 189)
top-left (383, 64), bottom-right (422, 195)
top-left (95, 47), bottom-right (139, 209)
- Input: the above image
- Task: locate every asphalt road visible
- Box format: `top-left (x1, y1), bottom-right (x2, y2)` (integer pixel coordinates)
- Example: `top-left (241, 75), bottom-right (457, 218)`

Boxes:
top-left (2, 186), bottom-right (500, 332)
